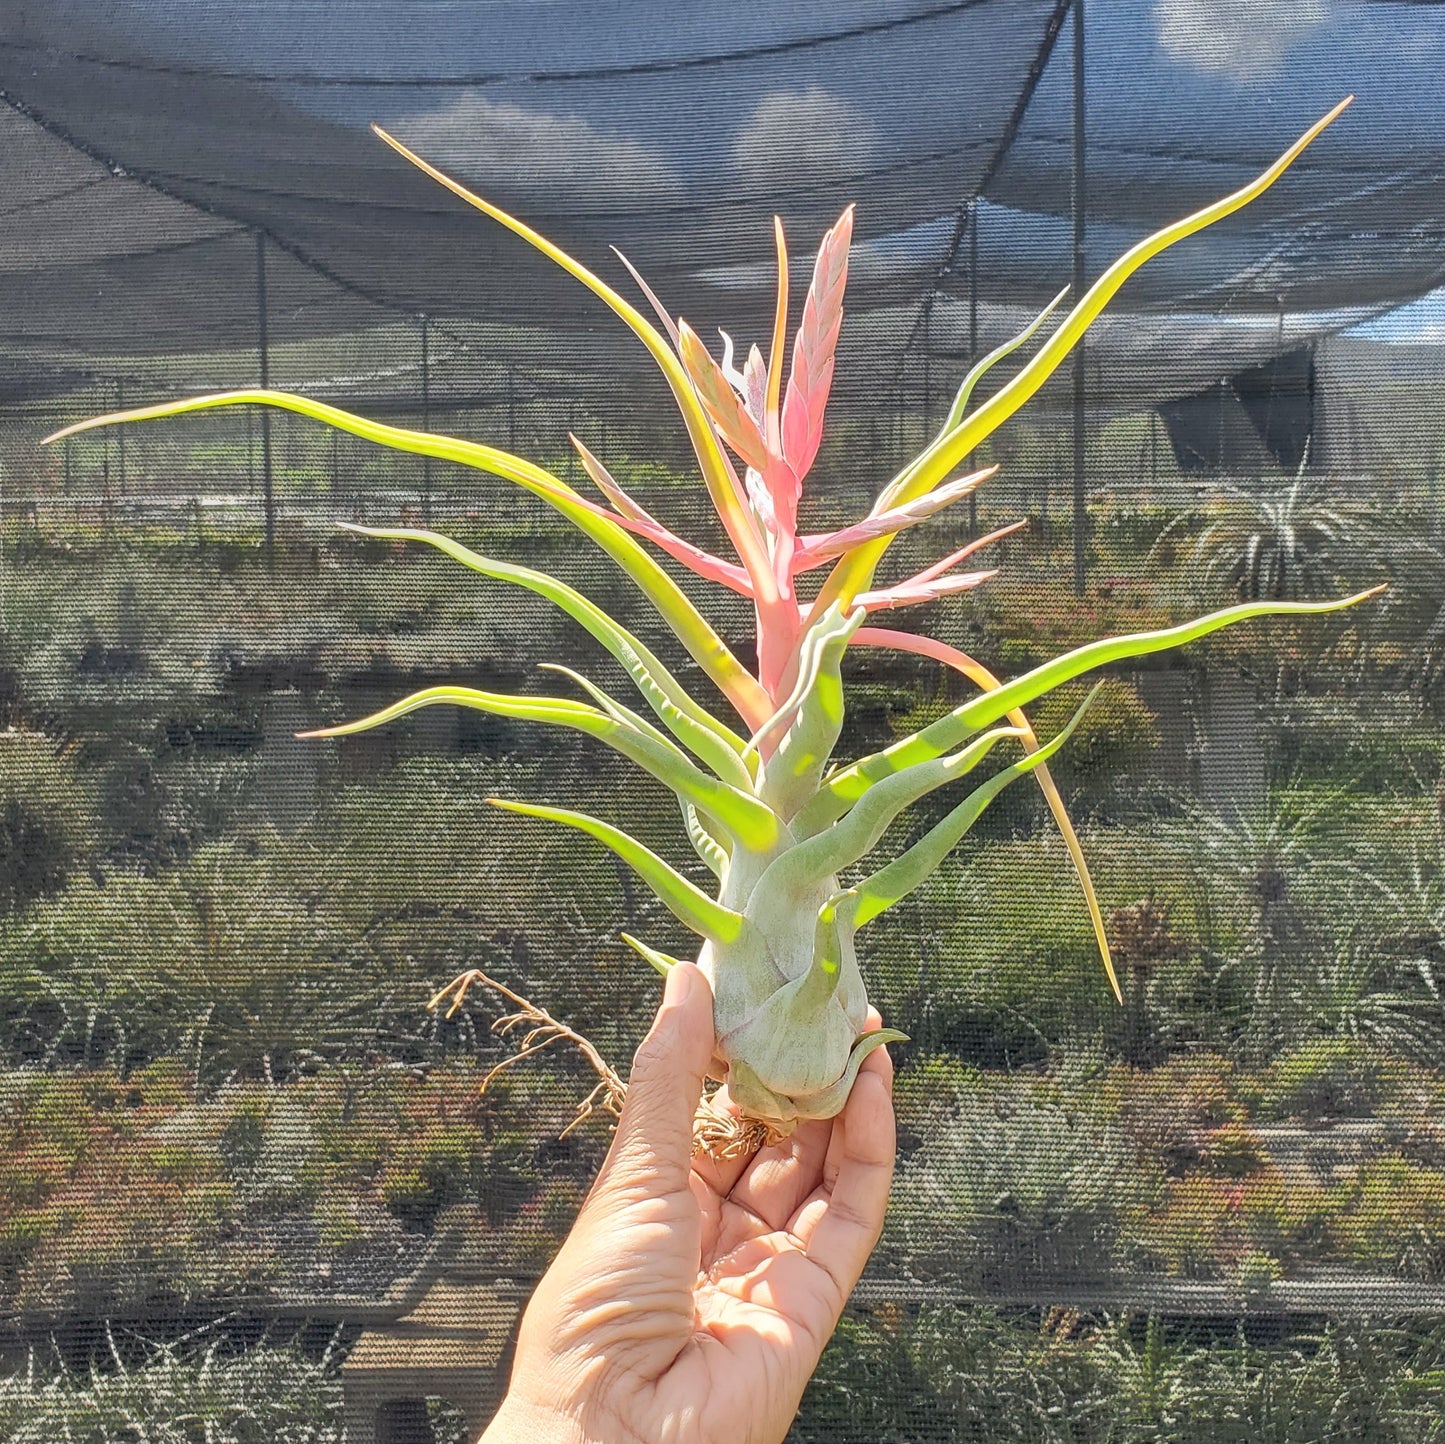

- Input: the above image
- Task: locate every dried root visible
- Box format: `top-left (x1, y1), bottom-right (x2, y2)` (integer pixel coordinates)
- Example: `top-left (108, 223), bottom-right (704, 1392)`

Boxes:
top-left (691, 1094), bottom-right (784, 1159)
top-left (430, 968), bottom-right (626, 1139)
top-left (429, 968), bottom-right (776, 1159)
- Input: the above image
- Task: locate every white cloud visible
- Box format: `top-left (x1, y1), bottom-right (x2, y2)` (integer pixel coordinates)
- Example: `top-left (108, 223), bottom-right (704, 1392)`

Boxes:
top-left (1154, 0), bottom-right (1329, 82)
top-left (731, 85), bottom-right (875, 187)
top-left (387, 95), bottom-right (681, 201)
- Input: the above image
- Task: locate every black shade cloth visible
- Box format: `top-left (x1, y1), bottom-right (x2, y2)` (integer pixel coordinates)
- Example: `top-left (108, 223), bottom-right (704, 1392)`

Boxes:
top-left (1, 0), bottom-right (1443, 408)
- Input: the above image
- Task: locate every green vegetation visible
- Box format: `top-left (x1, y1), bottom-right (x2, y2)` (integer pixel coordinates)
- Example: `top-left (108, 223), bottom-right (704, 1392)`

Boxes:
top-left (1, 452), bottom-right (1443, 1432)
top-left (800, 1309), bottom-right (1445, 1443)
top-left (0, 1325), bottom-right (351, 1443)
top-left (0, 1054), bottom-right (594, 1318)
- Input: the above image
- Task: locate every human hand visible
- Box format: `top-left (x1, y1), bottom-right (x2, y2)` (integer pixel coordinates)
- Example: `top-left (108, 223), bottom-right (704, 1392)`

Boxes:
top-left (483, 960), bottom-right (897, 1444)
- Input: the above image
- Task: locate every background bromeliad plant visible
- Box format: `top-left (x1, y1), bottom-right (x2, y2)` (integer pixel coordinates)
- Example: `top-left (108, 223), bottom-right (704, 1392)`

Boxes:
top-left (1151, 448), bottom-right (1381, 605)
top-left (46, 98), bottom-right (1379, 1143)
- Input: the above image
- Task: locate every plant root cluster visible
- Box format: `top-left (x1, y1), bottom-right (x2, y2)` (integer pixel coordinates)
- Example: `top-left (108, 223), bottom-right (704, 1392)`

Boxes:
top-left (429, 967), bottom-right (777, 1159)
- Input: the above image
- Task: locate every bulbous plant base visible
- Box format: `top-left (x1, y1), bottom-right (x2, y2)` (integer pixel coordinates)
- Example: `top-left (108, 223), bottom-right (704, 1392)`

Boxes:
top-left (721, 1029), bottom-right (908, 1132)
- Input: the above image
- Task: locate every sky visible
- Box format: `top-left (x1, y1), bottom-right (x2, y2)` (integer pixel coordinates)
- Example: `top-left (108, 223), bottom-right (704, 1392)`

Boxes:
top-left (1347, 286), bottom-right (1445, 344)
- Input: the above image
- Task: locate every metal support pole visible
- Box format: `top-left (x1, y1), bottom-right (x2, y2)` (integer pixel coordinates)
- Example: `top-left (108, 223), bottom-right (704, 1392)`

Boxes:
top-left (116, 380), bottom-right (127, 498)
top-left (922, 300), bottom-right (933, 438)
top-left (1266, 292), bottom-right (1284, 467)
top-left (102, 378), bottom-right (113, 537)
top-left (420, 313), bottom-right (432, 524)
top-left (1070, 0), bottom-right (1087, 596)
top-left (1307, 338), bottom-right (1319, 476)
top-left (1218, 377), bottom-right (1227, 476)
top-left (968, 200), bottom-right (979, 358)
top-left (255, 231), bottom-right (275, 572)
top-left (968, 198), bottom-right (979, 536)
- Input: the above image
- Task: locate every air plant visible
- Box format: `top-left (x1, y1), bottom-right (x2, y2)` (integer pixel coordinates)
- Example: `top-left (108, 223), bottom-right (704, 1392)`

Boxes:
top-left (46, 98), bottom-right (1378, 1141)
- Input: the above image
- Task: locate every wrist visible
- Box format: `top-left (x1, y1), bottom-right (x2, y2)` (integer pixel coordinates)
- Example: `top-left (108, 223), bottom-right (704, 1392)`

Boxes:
top-left (480, 1395), bottom-right (588, 1444)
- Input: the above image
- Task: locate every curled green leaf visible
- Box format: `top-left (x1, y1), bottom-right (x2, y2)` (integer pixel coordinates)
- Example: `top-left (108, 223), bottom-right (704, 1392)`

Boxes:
top-left (815, 589), bottom-right (1384, 827)
top-left (489, 799), bottom-right (744, 945)
top-left (299, 682), bottom-right (779, 852)
top-left (44, 394), bottom-right (771, 730)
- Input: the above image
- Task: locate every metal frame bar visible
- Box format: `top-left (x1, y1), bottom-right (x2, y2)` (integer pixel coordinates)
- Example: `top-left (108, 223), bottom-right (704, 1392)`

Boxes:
top-left (256, 230), bottom-right (275, 571)
top-left (1071, 0), bottom-right (1087, 596)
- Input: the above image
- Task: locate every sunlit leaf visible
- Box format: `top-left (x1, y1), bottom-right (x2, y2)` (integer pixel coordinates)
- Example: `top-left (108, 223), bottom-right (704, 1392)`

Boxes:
top-left (489, 799), bottom-right (744, 944)
top-left (43, 390), bottom-right (772, 729)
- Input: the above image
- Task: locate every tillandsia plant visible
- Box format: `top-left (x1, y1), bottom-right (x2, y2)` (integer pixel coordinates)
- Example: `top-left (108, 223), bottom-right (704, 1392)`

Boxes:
top-left (48, 98), bottom-right (1379, 1140)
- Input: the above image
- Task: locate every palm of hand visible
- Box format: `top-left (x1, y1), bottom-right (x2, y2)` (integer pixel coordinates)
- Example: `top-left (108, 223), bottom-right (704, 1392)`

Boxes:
top-left (662, 1110), bottom-right (889, 1436)
top-left (488, 971), bottom-right (894, 1444)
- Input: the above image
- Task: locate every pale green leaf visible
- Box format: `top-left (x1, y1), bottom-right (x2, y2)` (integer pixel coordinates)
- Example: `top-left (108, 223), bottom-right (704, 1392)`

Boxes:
top-left (760, 725), bottom-right (1026, 905)
top-left (814, 99), bottom-right (1353, 610)
top-left (490, 800), bottom-right (744, 944)
top-left (299, 683), bottom-right (779, 851)
top-left (682, 801), bottom-right (730, 877)
top-left (851, 685), bottom-right (1100, 927)
top-left (44, 393), bottom-right (771, 730)
top-left (754, 603), bottom-right (864, 819)
top-left (347, 524), bottom-right (755, 787)
top-left (620, 933), bottom-right (691, 977)
top-left (813, 589), bottom-right (1382, 828)
top-left (370, 125), bottom-right (779, 602)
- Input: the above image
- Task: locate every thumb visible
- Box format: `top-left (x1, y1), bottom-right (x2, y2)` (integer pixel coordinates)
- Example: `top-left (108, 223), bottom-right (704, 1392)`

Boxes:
top-left (597, 961), bottom-right (714, 1197)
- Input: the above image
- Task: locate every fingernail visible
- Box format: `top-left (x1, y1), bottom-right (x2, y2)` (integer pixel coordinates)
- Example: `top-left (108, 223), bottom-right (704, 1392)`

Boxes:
top-left (663, 961), bottom-right (694, 1007)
